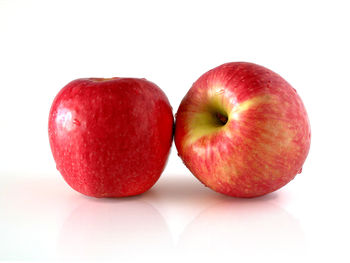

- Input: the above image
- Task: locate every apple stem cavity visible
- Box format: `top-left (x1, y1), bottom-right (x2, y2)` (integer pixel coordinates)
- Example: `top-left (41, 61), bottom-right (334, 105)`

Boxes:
top-left (214, 112), bottom-right (228, 126)
top-left (88, 77), bottom-right (120, 82)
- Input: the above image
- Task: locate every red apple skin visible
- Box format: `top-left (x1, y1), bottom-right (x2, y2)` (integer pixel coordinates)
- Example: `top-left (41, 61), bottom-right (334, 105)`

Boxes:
top-left (175, 62), bottom-right (311, 198)
top-left (49, 78), bottom-right (173, 197)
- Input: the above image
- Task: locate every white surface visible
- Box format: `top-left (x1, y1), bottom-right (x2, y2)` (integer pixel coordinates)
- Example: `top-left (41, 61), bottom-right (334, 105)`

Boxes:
top-left (0, 0), bottom-right (349, 262)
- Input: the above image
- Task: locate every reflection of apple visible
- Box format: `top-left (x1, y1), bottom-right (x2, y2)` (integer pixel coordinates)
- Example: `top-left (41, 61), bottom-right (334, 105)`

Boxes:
top-left (58, 199), bottom-right (172, 261)
top-left (49, 78), bottom-right (173, 197)
top-left (178, 199), bottom-right (306, 260)
top-left (175, 62), bottom-right (311, 197)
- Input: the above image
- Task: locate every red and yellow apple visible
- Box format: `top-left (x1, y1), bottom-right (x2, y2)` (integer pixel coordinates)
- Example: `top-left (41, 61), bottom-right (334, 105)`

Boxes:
top-left (49, 77), bottom-right (173, 197)
top-left (175, 62), bottom-right (311, 197)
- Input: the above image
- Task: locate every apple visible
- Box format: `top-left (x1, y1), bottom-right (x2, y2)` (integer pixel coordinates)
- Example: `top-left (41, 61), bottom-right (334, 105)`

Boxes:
top-left (48, 77), bottom-right (173, 197)
top-left (175, 62), bottom-right (311, 198)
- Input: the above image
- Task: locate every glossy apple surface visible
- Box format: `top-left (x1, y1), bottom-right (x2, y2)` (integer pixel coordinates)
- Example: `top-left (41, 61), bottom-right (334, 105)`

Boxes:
top-left (175, 62), bottom-right (310, 197)
top-left (49, 77), bottom-right (173, 197)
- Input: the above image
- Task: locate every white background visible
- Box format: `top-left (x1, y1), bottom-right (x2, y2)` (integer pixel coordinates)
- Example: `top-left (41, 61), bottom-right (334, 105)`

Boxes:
top-left (1, 0), bottom-right (349, 262)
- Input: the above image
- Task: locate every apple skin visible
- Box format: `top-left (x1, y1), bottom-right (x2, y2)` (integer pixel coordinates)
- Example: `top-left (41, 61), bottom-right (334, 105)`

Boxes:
top-left (49, 77), bottom-right (174, 197)
top-left (175, 62), bottom-right (311, 198)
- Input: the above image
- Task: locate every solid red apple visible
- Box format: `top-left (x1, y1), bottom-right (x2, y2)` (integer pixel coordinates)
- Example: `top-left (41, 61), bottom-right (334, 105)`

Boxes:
top-left (49, 77), bottom-right (173, 197)
top-left (175, 62), bottom-right (311, 198)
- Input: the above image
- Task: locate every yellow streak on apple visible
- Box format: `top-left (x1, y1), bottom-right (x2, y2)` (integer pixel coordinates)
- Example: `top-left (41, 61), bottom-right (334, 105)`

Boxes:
top-left (185, 94), bottom-right (273, 146)
top-left (182, 92), bottom-right (301, 192)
